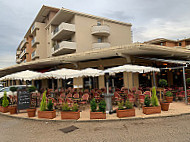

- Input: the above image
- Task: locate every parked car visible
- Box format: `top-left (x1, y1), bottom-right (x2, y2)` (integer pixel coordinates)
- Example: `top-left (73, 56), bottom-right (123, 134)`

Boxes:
top-left (0, 85), bottom-right (31, 104)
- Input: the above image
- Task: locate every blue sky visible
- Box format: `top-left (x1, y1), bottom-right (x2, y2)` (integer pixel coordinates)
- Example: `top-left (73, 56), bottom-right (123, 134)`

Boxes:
top-left (0, 0), bottom-right (190, 68)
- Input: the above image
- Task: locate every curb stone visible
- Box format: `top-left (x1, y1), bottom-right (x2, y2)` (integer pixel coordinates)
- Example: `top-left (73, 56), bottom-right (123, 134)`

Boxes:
top-left (0, 112), bottom-right (190, 123)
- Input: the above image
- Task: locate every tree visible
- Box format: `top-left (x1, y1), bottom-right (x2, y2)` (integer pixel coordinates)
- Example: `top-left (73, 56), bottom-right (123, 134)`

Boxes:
top-left (40, 91), bottom-right (47, 111)
top-left (151, 86), bottom-right (159, 107)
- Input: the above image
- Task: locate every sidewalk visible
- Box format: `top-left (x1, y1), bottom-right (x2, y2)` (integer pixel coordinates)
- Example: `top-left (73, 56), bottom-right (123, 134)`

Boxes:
top-left (1, 102), bottom-right (190, 122)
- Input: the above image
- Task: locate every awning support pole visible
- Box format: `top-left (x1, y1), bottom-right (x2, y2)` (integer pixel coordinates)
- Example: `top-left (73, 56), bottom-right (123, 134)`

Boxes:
top-left (153, 71), bottom-right (156, 87)
top-left (183, 67), bottom-right (188, 104)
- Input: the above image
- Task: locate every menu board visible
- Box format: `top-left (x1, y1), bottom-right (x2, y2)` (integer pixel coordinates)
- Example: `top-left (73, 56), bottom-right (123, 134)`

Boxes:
top-left (17, 89), bottom-right (31, 110)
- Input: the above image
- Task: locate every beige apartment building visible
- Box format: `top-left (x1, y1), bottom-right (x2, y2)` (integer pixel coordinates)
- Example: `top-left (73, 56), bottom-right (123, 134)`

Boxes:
top-left (16, 5), bottom-right (132, 64)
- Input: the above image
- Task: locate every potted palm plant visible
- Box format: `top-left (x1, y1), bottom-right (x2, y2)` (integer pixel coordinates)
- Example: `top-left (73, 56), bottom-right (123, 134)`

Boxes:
top-left (165, 91), bottom-right (173, 103)
top-left (143, 87), bottom-right (161, 115)
top-left (0, 91), bottom-right (9, 113)
top-left (116, 100), bottom-right (135, 118)
top-left (61, 103), bottom-right (80, 120)
top-left (90, 98), bottom-right (106, 119)
top-left (38, 91), bottom-right (56, 119)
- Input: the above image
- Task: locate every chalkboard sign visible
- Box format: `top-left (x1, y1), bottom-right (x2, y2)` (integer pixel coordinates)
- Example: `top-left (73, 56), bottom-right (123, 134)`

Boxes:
top-left (17, 89), bottom-right (31, 110)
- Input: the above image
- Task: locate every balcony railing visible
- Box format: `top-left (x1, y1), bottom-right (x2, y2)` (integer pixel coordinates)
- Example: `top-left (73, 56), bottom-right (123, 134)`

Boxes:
top-left (92, 42), bottom-right (111, 49)
top-left (20, 49), bottom-right (27, 58)
top-left (16, 58), bottom-right (21, 64)
top-left (31, 37), bottom-right (39, 47)
top-left (51, 22), bottom-right (75, 40)
top-left (20, 38), bottom-right (28, 49)
top-left (31, 22), bottom-right (40, 34)
top-left (91, 25), bottom-right (110, 36)
top-left (16, 50), bottom-right (21, 55)
top-left (52, 41), bottom-right (76, 56)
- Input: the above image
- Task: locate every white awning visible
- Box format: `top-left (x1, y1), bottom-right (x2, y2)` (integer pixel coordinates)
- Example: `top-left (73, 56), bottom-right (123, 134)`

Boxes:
top-left (0, 70), bottom-right (44, 81)
top-left (104, 64), bottom-right (160, 75)
top-left (42, 68), bottom-right (81, 79)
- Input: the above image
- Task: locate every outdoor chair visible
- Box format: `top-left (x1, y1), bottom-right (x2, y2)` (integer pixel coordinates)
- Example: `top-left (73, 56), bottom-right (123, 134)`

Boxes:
top-left (94, 92), bottom-right (101, 102)
top-left (138, 94), bottom-right (145, 109)
top-left (135, 90), bottom-right (142, 95)
top-left (143, 91), bottom-right (151, 97)
top-left (113, 92), bottom-right (124, 104)
top-left (132, 87), bottom-right (137, 92)
top-left (66, 98), bottom-right (74, 107)
top-left (127, 94), bottom-right (135, 103)
top-left (73, 93), bottom-right (80, 103)
top-left (78, 93), bottom-right (89, 110)
top-left (177, 91), bottom-right (185, 100)
top-left (66, 93), bottom-right (73, 98)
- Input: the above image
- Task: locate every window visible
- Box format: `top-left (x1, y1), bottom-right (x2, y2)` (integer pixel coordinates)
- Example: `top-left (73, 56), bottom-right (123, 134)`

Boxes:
top-left (97, 21), bottom-right (101, 26)
top-left (160, 42), bottom-right (163, 46)
top-left (98, 37), bottom-right (102, 43)
top-left (178, 42), bottom-right (182, 46)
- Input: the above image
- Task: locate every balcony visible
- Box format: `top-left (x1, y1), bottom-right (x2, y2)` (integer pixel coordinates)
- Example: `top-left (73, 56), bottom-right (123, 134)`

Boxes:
top-left (92, 42), bottom-right (111, 50)
top-left (20, 38), bottom-right (28, 49)
top-left (51, 22), bottom-right (75, 40)
top-left (16, 50), bottom-right (21, 55)
top-left (52, 41), bottom-right (76, 56)
top-left (31, 37), bottom-right (39, 47)
top-left (16, 58), bottom-right (21, 64)
top-left (31, 51), bottom-right (39, 60)
top-left (31, 22), bottom-right (40, 34)
top-left (20, 49), bottom-right (28, 59)
top-left (91, 25), bottom-right (110, 36)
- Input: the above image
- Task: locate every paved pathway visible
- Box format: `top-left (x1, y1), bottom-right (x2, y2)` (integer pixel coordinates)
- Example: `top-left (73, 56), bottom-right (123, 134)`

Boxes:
top-left (0, 113), bottom-right (190, 142)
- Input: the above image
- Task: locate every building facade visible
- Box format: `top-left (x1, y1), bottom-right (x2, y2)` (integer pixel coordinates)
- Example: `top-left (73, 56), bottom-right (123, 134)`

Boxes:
top-left (16, 5), bottom-right (132, 64)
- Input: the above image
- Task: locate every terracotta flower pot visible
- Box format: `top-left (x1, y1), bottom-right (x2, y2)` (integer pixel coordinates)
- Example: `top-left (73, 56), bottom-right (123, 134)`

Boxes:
top-left (61, 111), bottom-right (80, 120)
top-left (0, 106), bottom-right (9, 113)
top-left (27, 108), bottom-right (36, 117)
top-left (142, 106), bottom-right (161, 115)
top-left (165, 96), bottom-right (173, 103)
top-left (9, 106), bottom-right (17, 114)
top-left (38, 110), bottom-right (56, 119)
top-left (160, 102), bottom-right (170, 111)
top-left (116, 109), bottom-right (135, 118)
top-left (90, 111), bottom-right (106, 119)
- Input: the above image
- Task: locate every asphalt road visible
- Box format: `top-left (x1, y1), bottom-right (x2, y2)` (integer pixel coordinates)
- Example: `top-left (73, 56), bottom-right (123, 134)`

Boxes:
top-left (0, 114), bottom-right (190, 142)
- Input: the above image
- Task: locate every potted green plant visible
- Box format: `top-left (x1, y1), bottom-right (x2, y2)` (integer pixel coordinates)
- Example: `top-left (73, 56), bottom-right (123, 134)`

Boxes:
top-left (0, 91), bottom-right (9, 113)
top-left (160, 99), bottom-right (170, 111)
top-left (90, 99), bottom-right (106, 119)
top-left (159, 79), bottom-right (167, 88)
top-left (8, 87), bottom-right (18, 114)
top-left (165, 91), bottom-right (173, 103)
top-left (61, 103), bottom-right (80, 120)
top-left (116, 100), bottom-right (135, 118)
top-left (38, 91), bottom-right (56, 119)
top-left (142, 87), bottom-right (161, 115)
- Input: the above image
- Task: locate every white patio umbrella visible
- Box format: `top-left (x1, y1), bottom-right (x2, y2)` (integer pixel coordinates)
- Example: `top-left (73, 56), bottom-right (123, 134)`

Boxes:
top-left (42, 68), bottom-right (81, 79)
top-left (104, 64), bottom-right (160, 92)
top-left (0, 70), bottom-right (44, 81)
top-left (69, 68), bottom-right (104, 89)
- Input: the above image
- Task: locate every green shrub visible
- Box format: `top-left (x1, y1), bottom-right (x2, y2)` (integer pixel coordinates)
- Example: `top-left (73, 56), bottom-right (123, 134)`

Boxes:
top-left (159, 79), bottom-right (167, 88)
top-left (99, 100), bottom-right (106, 113)
top-left (125, 100), bottom-right (133, 109)
top-left (40, 91), bottom-right (47, 111)
top-left (47, 99), bottom-right (53, 111)
top-left (27, 86), bottom-right (37, 93)
top-left (118, 101), bottom-right (124, 110)
top-left (90, 98), bottom-right (97, 112)
top-left (165, 91), bottom-right (173, 97)
top-left (72, 103), bottom-right (79, 112)
top-left (2, 91), bottom-right (9, 108)
top-left (144, 95), bottom-right (151, 107)
top-left (151, 86), bottom-right (159, 107)
top-left (187, 78), bottom-right (190, 84)
top-left (62, 103), bottom-right (70, 111)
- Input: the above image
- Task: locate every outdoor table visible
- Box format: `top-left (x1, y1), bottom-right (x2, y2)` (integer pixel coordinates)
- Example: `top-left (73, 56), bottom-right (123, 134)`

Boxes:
top-left (72, 98), bottom-right (82, 103)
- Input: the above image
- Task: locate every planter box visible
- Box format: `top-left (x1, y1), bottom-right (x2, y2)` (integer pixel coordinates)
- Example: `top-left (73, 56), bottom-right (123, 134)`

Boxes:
top-left (142, 106), bottom-right (161, 115)
top-left (160, 102), bottom-right (170, 111)
top-left (0, 106), bottom-right (9, 113)
top-left (116, 109), bottom-right (135, 118)
top-left (90, 112), bottom-right (106, 119)
top-left (9, 106), bottom-right (17, 114)
top-left (27, 108), bottom-right (36, 117)
top-left (38, 110), bottom-right (56, 119)
top-left (61, 111), bottom-right (80, 120)
top-left (165, 96), bottom-right (173, 103)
